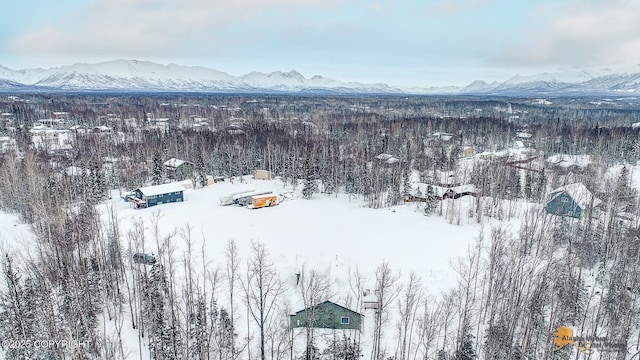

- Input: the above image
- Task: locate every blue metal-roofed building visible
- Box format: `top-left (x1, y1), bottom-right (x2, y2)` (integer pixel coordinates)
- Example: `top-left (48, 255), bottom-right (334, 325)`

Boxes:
top-left (129, 183), bottom-right (185, 208)
top-left (545, 182), bottom-right (601, 219)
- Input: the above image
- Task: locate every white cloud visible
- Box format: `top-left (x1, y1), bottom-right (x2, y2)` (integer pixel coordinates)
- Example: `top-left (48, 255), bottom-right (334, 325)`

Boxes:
top-left (8, 0), bottom-right (355, 60)
top-left (426, 0), bottom-right (491, 17)
top-left (494, 0), bottom-right (640, 69)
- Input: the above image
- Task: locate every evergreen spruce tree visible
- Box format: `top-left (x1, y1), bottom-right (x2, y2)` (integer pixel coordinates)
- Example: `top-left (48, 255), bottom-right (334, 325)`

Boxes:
top-left (196, 151), bottom-right (207, 188)
top-left (302, 157), bottom-right (317, 199)
top-left (0, 255), bottom-right (29, 359)
top-left (148, 264), bottom-right (176, 360)
top-left (424, 185), bottom-right (439, 215)
top-left (188, 295), bottom-right (208, 360)
top-left (524, 172), bottom-right (533, 200)
top-left (455, 320), bottom-right (476, 360)
top-left (401, 167), bottom-right (412, 202)
top-left (217, 308), bottom-right (234, 359)
top-left (535, 168), bottom-right (547, 201)
top-left (151, 152), bottom-right (165, 185)
top-left (616, 165), bottom-right (636, 213)
top-left (437, 349), bottom-right (449, 360)
top-left (386, 180), bottom-right (402, 207)
top-left (484, 323), bottom-right (519, 360)
top-left (87, 161), bottom-right (108, 204)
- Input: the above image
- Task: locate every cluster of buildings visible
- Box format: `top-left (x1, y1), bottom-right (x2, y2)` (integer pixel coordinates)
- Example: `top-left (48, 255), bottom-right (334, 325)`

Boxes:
top-left (0, 108), bottom-right (214, 155)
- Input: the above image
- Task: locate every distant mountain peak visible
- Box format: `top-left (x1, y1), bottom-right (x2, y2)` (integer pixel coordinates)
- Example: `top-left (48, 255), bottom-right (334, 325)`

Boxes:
top-left (1, 59), bottom-right (640, 95)
top-left (0, 60), bottom-right (399, 93)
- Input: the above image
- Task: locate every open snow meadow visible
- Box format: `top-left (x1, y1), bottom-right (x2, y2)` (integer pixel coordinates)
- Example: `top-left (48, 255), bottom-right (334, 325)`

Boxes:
top-left (0, 176), bottom-right (492, 359)
top-left (99, 177), bottom-right (487, 358)
top-left (105, 177), bottom-right (480, 292)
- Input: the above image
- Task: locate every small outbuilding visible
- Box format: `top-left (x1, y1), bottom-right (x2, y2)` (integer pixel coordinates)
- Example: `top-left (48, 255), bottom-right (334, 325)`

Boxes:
top-left (290, 301), bottom-right (363, 331)
top-left (545, 182), bottom-right (601, 219)
top-left (129, 183), bottom-right (185, 208)
top-left (253, 169), bottom-right (275, 180)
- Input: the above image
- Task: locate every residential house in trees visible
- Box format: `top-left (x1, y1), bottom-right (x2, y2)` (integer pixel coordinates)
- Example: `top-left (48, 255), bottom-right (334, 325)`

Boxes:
top-left (164, 158), bottom-right (194, 181)
top-left (69, 125), bottom-right (89, 135)
top-left (461, 146), bottom-right (475, 158)
top-left (29, 125), bottom-right (74, 152)
top-left (545, 182), bottom-right (601, 219)
top-left (375, 153), bottom-right (400, 166)
top-left (1, 112), bottom-right (14, 127)
top-left (432, 132), bottom-right (454, 141)
top-left (128, 183), bottom-right (185, 209)
top-left (290, 301), bottom-right (363, 331)
top-left (0, 136), bottom-right (17, 153)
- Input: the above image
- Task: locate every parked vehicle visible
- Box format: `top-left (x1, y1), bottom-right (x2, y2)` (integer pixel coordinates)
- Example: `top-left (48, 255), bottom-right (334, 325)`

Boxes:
top-left (233, 191), bottom-right (273, 206)
top-left (248, 194), bottom-right (278, 209)
top-left (219, 189), bottom-right (255, 206)
top-left (133, 253), bottom-right (157, 265)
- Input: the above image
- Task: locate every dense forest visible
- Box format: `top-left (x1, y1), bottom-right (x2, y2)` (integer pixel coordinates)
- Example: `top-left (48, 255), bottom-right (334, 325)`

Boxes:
top-left (1, 93), bottom-right (640, 359)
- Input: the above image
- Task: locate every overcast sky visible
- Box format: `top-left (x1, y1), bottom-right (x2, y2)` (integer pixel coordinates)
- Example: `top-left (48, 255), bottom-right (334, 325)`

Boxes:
top-left (1, 0), bottom-right (639, 87)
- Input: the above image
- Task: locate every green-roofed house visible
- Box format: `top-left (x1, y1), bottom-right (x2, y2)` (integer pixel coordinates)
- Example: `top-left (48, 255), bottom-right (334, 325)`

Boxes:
top-left (290, 301), bottom-right (363, 331)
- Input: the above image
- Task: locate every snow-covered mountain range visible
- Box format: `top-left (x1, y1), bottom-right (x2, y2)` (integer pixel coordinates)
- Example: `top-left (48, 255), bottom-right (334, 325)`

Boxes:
top-left (0, 59), bottom-right (398, 94)
top-left (1, 59), bottom-right (640, 95)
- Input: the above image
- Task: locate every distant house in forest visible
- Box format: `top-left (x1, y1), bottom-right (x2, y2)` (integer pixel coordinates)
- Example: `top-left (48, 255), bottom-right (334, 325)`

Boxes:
top-left (545, 182), bottom-right (601, 219)
top-left (406, 183), bottom-right (476, 202)
top-left (461, 146), bottom-right (475, 158)
top-left (290, 301), bottom-right (363, 331)
top-left (128, 183), bottom-right (185, 209)
top-left (432, 132), bottom-right (454, 141)
top-left (253, 169), bottom-right (275, 180)
top-left (164, 158), bottom-right (194, 181)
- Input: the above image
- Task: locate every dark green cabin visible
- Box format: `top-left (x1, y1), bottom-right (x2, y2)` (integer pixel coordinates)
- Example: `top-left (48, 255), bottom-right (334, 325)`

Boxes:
top-left (290, 301), bottom-right (363, 331)
top-left (164, 158), bottom-right (194, 181)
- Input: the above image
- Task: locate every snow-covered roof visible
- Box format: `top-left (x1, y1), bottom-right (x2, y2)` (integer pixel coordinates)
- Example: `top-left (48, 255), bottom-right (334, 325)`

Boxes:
top-left (136, 183), bottom-right (185, 196)
top-left (164, 158), bottom-right (189, 168)
top-left (29, 124), bottom-right (51, 132)
top-left (375, 153), bottom-right (400, 164)
top-left (547, 154), bottom-right (591, 168)
top-left (516, 131), bottom-right (532, 139)
top-left (550, 183), bottom-right (602, 208)
top-left (375, 153), bottom-right (394, 160)
top-left (432, 132), bottom-right (453, 140)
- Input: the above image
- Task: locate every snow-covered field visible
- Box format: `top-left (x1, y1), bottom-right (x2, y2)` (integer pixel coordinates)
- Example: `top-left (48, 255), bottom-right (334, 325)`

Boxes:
top-left (103, 177), bottom-right (481, 296)
top-left (102, 177), bottom-right (487, 358)
top-left (1, 176), bottom-right (490, 359)
top-left (0, 212), bottom-right (35, 255)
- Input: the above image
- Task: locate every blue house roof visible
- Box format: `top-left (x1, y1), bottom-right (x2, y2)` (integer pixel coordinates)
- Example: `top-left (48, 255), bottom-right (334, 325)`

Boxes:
top-left (545, 183), bottom-right (601, 218)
